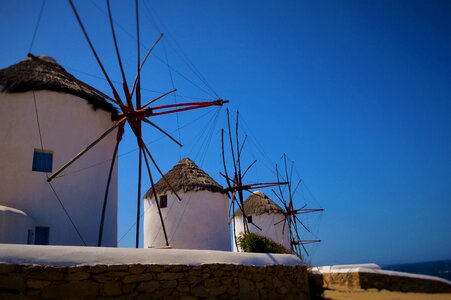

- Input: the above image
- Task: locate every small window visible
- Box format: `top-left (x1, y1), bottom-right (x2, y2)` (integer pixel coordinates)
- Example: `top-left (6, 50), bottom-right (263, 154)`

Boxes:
top-left (35, 226), bottom-right (50, 245)
top-left (247, 216), bottom-right (253, 223)
top-left (32, 149), bottom-right (53, 173)
top-left (159, 195), bottom-right (168, 208)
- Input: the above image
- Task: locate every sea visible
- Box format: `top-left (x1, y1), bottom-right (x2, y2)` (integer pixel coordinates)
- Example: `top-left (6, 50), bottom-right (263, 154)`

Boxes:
top-left (383, 259), bottom-right (451, 282)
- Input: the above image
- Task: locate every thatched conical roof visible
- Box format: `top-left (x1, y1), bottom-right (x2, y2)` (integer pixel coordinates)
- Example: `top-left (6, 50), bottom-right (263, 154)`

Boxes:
top-left (144, 157), bottom-right (225, 199)
top-left (234, 191), bottom-right (283, 217)
top-left (0, 54), bottom-right (117, 117)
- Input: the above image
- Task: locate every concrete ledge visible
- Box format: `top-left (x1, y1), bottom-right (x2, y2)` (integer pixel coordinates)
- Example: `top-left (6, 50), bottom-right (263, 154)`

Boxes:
top-left (313, 264), bottom-right (451, 293)
top-left (0, 244), bottom-right (302, 267)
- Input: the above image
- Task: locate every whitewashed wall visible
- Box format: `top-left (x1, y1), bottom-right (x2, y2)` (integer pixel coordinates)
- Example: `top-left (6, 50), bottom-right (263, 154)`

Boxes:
top-left (0, 205), bottom-right (35, 244)
top-left (0, 90), bottom-right (117, 246)
top-left (144, 190), bottom-right (230, 251)
top-left (232, 213), bottom-right (290, 252)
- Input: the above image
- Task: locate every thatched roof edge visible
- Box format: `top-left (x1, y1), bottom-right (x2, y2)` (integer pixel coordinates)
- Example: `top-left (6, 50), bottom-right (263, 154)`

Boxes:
top-left (234, 191), bottom-right (283, 217)
top-left (0, 54), bottom-right (117, 118)
top-left (144, 157), bottom-right (226, 199)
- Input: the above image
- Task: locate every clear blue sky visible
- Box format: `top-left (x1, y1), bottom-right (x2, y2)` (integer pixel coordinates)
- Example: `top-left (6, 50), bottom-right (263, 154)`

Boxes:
top-left (1, 0), bottom-right (450, 266)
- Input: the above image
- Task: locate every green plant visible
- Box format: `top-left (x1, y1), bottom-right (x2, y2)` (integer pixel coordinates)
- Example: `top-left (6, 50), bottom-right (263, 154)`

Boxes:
top-left (236, 232), bottom-right (289, 254)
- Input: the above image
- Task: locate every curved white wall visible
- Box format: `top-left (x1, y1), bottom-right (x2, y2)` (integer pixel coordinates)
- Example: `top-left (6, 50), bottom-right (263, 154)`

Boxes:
top-left (0, 90), bottom-right (117, 246)
top-left (144, 190), bottom-right (230, 251)
top-left (232, 213), bottom-right (290, 252)
top-left (0, 205), bottom-right (35, 244)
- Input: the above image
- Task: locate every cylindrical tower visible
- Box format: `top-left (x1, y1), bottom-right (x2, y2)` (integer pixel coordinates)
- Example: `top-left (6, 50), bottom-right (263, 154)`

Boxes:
top-left (144, 158), bottom-right (230, 251)
top-left (232, 191), bottom-right (290, 252)
top-left (0, 55), bottom-right (118, 246)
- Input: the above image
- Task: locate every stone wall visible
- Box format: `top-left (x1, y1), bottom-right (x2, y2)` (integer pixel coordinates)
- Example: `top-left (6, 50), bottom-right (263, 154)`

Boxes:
top-left (0, 263), bottom-right (309, 299)
top-left (321, 271), bottom-right (451, 293)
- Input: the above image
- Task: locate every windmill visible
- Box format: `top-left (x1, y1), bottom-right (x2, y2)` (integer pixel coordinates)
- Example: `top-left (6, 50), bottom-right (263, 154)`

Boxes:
top-left (220, 109), bottom-right (287, 249)
top-left (45, 0), bottom-right (228, 248)
top-left (271, 154), bottom-right (324, 259)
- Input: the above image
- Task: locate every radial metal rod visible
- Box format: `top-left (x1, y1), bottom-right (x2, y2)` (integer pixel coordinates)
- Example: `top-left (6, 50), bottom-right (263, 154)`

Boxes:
top-left (142, 118), bottom-right (182, 147)
top-left (142, 88), bottom-right (177, 109)
top-left (131, 33), bottom-right (164, 98)
top-left (47, 117), bottom-right (126, 182)
top-left (97, 139), bottom-right (119, 246)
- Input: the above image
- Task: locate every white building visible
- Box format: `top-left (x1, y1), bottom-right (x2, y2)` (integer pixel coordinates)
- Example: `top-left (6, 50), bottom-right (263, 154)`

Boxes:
top-left (232, 191), bottom-right (290, 252)
top-left (0, 54), bottom-right (118, 246)
top-left (144, 158), bottom-right (230, 251)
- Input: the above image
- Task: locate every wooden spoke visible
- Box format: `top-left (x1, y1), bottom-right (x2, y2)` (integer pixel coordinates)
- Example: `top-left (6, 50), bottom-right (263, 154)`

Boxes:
top-left (47, 117), bottom-right (126, 182)
top-left (241, 159), bottom-right (255, 179)
top-left (249, 221), bottom-right (262, 231)
top-left (290, 178), bottom-right (302, 202)
top-left (226, 109), bottom-right (238, 177)
top-left (135, 0), bottom-right (141, 108)
top-left (72, 76), bottom-right (121, 106)
top-left (221, 129), bottom-right (234, 191)
top-left (135, 147), bottom-right (142, 248)
top-left (142, 149), bottom-right (169, 246)
top-left (141, 143), bottom-right (182, 201)
top-left (271, 188), bottom-right (287, 208)
top-left (106, 0), bottom-right (131, 106)
top-left (294, 214), bottom-right (311, 233)
top-left (68, 0), bottom-right (124, 107)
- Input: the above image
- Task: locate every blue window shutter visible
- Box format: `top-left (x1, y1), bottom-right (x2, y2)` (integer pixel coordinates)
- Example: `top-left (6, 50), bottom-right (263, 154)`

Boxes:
top-left (32, 149), bottom-right (53, 172)
top-left (35, 227), bottom-right (50, 245)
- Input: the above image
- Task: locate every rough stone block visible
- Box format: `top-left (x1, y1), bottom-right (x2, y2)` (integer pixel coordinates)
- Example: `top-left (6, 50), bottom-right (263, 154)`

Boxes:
top-left (191, 285), bottom-right (209, 298)
top-left (27, 279), bottom-right (51, 289)
top-left (107, 265), bottom-right (129, 272)
top-left (87, 265), bottom-right (108, 274)
top-left (146, 265), bottom-right (168, 273)
top-left (157, 272), bottom-right (184, 281)
top-left (0, 264), bottom-right (18, 274)
top-left (102, 281), bottom-right (123, 296)
top-left (122, 273), bottom-right (154, 283)
top-left (129, 264), bottom-right (146, 274)
top-left (65, 271), bottom-right (91, 281)
top-left (105, 271), bottom-right (129, 278)
top-left (0, 274), bottom-right (25, 291)
top-left (137, 280), bottom-right (160, 292)
top-left (121, 283), bottom-right (137, 295)
top-left (67, 266), bottom-right (88, 273)
top-left (28, 271), bottom-right (64, 281)
top-left (93, 274), bottom-right (113, 283)
top-left (42, 281), bottom-right (99, 298)
top-left (161, 280), bottom-right (178, 288)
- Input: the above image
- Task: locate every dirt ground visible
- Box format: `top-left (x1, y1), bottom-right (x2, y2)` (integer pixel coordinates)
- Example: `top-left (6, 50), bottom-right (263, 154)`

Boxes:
top-left (323, 288), bottom-right (451, 300)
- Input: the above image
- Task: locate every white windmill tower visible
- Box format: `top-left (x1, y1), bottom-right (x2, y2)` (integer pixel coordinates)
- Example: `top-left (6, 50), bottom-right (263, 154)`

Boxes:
top-left (143, 157), bottom-right (230, 251)
top-left (232, 191), bottom-right (290, 252)
top-left (0, 54), bottom-right (118, 246)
